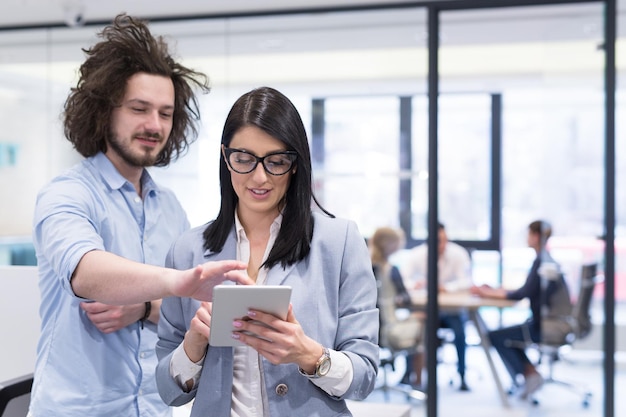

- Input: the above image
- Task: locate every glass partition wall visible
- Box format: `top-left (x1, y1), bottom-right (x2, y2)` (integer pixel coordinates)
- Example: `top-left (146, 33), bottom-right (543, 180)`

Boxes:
top-left (437, 3), bottom-right (609, 415)
top-left (0, 2), bottom-right (621, 416)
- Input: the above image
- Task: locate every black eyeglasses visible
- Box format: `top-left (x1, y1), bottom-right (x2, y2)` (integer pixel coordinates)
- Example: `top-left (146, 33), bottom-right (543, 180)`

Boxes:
top-left (223, 147), bottom-right (297, 176)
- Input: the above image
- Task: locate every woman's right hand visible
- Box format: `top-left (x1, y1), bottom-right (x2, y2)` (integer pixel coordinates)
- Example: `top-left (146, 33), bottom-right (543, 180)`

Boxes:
top-left (183, 301), bottom-right (213, 363)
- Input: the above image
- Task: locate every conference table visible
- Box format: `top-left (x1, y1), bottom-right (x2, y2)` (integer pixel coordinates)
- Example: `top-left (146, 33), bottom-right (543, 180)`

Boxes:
top-left (410, 290), bottom-right (517, 407)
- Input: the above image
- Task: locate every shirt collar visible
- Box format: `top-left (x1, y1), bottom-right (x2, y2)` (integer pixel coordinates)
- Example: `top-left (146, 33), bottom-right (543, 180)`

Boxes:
top-left (234, 211), bottom-right (283, 244)
top-left (90, 152), bottom-right (158, 196)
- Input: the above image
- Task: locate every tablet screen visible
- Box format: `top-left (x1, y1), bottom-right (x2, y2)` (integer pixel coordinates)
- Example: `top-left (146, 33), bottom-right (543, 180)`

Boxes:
top-left (209, 285), bottom-right (292, 347)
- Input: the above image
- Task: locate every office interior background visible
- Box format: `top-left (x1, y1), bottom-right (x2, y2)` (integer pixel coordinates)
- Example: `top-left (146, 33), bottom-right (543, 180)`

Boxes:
top-left (0, 0), bottom-right (624, 415)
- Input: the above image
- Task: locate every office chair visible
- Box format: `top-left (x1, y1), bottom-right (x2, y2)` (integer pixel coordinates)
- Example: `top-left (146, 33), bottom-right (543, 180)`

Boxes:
top-left (0, 373), bottom-right (33, 417)
top-left (377, 344), bottom-right (426, 402)
top-left (530, 263), bottom-right (599, 407)
top-left (374, 264), bottom-right (426, 402)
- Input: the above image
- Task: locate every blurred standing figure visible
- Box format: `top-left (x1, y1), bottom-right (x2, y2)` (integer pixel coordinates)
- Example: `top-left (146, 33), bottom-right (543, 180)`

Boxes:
top-left (471, 220), bottom-right (571, 400)
top-left (401, 222), bottom-right (472, 391)
top-left (28, 14), bottom-right (251, 417)
top-left (155, 86), bottom-right (379, 416)
top-left (370, 227), bottom-right (425, 388)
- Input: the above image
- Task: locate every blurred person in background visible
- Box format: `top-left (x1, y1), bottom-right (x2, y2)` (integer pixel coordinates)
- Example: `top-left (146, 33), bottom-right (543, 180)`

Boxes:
top-left (471, 220), bottom-right (572, 400)
top-left (370, 227), bottom-right (425, 389)
top-left (401, 222), bottom-right (472, 391)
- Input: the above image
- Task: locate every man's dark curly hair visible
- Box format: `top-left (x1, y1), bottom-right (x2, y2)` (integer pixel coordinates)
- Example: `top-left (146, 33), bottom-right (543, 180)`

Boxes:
top-left (63, 13), bottom-right (210, 166)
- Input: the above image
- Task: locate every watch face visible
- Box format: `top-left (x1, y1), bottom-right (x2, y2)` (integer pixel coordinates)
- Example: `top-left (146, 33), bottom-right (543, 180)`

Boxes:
top-left (318, 357), bottom-right (331, 376)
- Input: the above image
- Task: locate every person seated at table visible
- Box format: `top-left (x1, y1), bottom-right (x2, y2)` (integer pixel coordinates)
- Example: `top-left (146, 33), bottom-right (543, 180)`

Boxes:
top-left (401, 222), bottom-right (472, 391)
top-left (370, 227), bottom-right (425, 389)
top-left (470, 220), bottom-right (572, 400)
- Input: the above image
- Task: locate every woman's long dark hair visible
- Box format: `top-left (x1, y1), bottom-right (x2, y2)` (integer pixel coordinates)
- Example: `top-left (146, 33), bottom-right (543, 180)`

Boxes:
top-left (203, 86), bottom-right (332, 269)
top-left (63, 13), bottom-right (209, 166)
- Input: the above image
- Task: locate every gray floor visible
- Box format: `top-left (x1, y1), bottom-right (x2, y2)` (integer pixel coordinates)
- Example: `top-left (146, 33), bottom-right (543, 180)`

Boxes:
top-left (364, 343), bottom-right (625, 417)
top-left (171, 342), bottom-right (624, 417)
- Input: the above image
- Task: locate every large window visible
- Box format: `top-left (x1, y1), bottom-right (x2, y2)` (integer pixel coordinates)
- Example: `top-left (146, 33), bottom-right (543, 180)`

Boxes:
top-left (320, 96), bottom-right (402, 235)
top-left (411, 93), bottom-right (493, 241)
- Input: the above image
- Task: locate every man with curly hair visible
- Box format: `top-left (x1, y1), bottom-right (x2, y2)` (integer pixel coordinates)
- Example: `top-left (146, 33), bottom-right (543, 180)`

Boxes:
top-left (29, 14), bottom-right (253, 417)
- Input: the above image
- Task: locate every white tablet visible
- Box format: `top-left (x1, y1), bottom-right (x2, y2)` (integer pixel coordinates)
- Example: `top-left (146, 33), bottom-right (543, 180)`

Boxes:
top-left (209, 285), bottom-right (292, 347)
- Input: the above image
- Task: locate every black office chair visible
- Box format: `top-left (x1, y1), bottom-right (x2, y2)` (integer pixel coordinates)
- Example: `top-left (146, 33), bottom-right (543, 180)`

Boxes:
top-left (530, 263), bottom-right (599, 407)
top-left (0, 374), bottom-right (33, 417)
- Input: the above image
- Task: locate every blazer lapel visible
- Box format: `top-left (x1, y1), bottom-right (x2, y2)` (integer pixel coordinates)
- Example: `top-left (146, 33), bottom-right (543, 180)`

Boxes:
top-left (266, 262), bottom-right (298, 286)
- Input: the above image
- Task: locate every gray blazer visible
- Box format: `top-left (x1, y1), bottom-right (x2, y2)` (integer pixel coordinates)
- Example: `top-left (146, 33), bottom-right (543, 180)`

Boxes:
top-left (156, 212), bottom-right (379, 417)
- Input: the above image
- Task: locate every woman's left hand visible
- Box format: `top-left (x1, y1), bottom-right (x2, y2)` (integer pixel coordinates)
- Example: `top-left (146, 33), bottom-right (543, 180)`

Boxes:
top-left (232, 304), bottom-right (323, 370)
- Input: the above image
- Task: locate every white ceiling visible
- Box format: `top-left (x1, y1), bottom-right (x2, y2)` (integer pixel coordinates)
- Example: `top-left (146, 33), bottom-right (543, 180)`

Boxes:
top-left (0, 0), bottom-right (617, 94)
top-left (0, 0), bottom-right (619, 48)
top-left (1, 0), bottom-right (623, 30)
top-left (0, 0), bottom-right (420, 28)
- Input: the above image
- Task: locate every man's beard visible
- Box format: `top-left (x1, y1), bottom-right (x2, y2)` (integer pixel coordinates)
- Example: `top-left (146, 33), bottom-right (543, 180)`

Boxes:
top-left (108, 133), bottom-right (161, 167)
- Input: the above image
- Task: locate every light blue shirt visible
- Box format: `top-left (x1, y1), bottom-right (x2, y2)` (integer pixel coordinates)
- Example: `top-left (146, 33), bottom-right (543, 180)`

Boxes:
top-left (29, 152), bottom-right (189, 417)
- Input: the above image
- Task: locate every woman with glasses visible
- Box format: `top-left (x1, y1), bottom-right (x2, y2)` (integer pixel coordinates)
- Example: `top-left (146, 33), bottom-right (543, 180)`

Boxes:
top-left (155, 86), bottom-right (379, 416)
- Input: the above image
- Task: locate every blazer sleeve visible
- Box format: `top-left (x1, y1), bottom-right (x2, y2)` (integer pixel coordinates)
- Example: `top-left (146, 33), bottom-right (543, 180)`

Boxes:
top-left (315, 216), bottom-right (380, 400)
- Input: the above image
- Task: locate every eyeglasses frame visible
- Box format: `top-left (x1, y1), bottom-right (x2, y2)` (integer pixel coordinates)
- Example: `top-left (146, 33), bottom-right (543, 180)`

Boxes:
top-left (222, 146), bottom-right (298, 176)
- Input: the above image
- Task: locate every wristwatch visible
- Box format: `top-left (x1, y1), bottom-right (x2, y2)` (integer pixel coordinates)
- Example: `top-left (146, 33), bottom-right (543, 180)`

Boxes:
top-left (299, 347), bottom-right (331, 378)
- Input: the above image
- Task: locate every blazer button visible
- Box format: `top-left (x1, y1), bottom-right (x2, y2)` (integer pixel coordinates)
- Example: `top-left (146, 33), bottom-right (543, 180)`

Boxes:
top-left (275, 383), bottom-right (289, 396)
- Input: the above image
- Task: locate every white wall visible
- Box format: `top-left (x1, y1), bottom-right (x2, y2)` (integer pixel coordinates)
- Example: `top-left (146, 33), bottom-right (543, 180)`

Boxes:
top-left (0, 266), bottom-right (39, 382)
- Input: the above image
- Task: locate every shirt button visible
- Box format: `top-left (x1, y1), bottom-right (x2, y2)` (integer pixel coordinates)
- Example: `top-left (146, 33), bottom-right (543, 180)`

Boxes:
top-left (134, 196), bottom-right (141, 203)
top-left (275, 383), bottom-right (288, 396)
